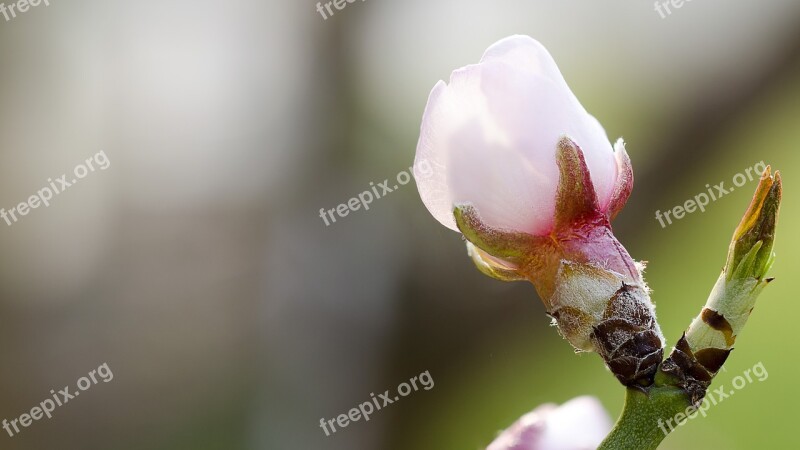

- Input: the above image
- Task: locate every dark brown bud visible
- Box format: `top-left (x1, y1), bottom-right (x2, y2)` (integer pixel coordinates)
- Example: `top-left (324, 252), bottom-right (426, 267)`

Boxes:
top-left (591, 283), bottom-right (664, 388)
top-left (661, 334), bottom-right (732, 405)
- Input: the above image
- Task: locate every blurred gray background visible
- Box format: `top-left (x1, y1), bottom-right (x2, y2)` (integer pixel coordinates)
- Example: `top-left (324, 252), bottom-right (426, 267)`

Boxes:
top-left (0, 1), bottom-right (799, 449)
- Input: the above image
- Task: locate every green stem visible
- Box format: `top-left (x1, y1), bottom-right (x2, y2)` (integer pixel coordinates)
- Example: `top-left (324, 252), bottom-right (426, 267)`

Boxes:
top-left (598, 382), bottom-right (690, 450)
top-left (599, 169), bottom-right (780, 449)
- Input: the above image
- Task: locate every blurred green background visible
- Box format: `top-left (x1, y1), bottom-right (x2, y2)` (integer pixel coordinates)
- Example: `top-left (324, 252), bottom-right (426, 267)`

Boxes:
top-left (0, 0), bottom-right (798, 449)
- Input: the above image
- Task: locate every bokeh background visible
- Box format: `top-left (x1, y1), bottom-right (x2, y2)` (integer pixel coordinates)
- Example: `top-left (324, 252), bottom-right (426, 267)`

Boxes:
top-left (0, 0), bottom-right (798, 449)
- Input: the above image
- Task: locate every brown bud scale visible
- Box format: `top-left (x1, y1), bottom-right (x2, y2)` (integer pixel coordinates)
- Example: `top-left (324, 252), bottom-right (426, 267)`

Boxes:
top-left (590, 283), bottom-right (663, 388)
top-left (661, 334), bottom-right (732, 405)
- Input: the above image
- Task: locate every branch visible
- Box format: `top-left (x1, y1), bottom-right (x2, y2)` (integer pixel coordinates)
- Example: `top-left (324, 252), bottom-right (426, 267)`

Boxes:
top-left (599, 168), bottom-right (782, 449)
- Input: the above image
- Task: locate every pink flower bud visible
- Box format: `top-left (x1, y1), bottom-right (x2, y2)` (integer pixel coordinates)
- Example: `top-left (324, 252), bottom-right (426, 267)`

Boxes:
top-left (414, 36), bottom-right (663, 388)
top-left (414, 35), bottom-right (627, 236)
top-left (487, 396), bottom-right (613, 450)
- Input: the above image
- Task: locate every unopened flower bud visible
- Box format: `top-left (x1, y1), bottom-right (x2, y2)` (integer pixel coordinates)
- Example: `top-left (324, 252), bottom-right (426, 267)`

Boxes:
top-left (414, 36), bottom-right (664, 387)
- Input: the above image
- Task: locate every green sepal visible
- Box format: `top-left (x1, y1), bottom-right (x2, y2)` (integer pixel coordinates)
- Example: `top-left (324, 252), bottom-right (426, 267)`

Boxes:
top-left (452, 204), bottom-right (545, 260)
top-left (554, 136), bottom-right (602, 230)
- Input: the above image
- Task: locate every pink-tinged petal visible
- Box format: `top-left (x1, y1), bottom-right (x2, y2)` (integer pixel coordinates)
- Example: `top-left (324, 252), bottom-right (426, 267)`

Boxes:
top-left (414, 36), bottom-right (619, 236)
top-left (475, 54), bottom-right (617, 215)
top-left (536, 397), bottom-right (614, 449)
top-left (480, 35), bottom-right (618, 212)
top-left (486, 403), bottom-right (557, 450)
top-left (480, 37), bottom-right (617, 189)
top-left (480, 36), bottom-right (565, 84)
top-left (487, 397), bottom-right (613, 450)
top-left (415, 80), bottom-right (459, 231)
top-left (447, 116), bottom-right (555, 235)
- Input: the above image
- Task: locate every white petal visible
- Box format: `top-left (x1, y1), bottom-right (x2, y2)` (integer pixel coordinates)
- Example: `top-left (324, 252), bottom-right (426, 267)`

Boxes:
top-left (415, 36), bottom-right (619, 234)
top-left (477, 40), bottom-right (618, 212)
top-left (446, 112), bottom-right (555, 235)
top-left (480, 35), bottom-right (568, 89)
top-left (536, 396), bottom-right (613, 449)
top-left (415, 80), bottom-right (459, 231)
top-left (487, 396), bottom-right (612, 450)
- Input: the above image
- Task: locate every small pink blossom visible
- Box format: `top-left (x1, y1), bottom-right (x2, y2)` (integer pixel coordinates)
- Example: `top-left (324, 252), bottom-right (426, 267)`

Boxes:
top-left (487, 396), bottom-right (613, 450)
